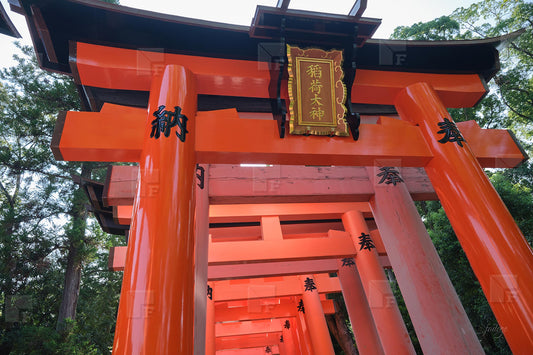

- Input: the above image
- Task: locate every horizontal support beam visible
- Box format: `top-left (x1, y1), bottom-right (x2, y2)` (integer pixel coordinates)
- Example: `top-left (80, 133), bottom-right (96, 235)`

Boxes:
top-left (73, 42), bottom-right (487, 108)
top-left (52, 105), bottom-right (526, 168)
top-left (108, 246), bottom-right (392, 276)
top-left (208, 257), bottom-right (391, 280)
top-left (51, 104), bottom-right (146, 162)
top-left (104, 165), bottom-right (438, 208)
top-left (213, 274), bottom-right (341, 302)
top-left (209, 202), bottom-right (371, 223)
top-left (209, 230), bottom-right (356, 265)
top-left (216, 333), bottom-right (281, 351)
top-left (208, 164), bottom-right (438, 203)
top-left (217, 347), bottom-right (280, 354)
top-left (112, 201), bottom-right (371, 226)
top-left (216, 319), bottom-right (283, 337)
top-left (215, 300), bottom-right (334, 322)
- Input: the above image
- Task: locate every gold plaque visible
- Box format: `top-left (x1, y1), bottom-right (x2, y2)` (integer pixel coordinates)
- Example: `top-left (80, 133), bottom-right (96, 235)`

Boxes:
top-left (287, 45), bottom-right (348, 136)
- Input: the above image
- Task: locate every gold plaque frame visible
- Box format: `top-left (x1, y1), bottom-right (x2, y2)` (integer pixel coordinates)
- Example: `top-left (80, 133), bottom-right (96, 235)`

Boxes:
top-left (287, 45), bottom-right (348, 136)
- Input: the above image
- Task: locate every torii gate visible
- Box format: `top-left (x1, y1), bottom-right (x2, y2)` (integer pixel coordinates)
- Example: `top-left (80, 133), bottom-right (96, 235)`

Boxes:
top-left (10, 0), bottom-right (533, 353)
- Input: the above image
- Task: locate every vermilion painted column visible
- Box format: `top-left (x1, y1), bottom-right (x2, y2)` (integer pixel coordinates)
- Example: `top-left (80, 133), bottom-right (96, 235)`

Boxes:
top-left (112, 65), bottom-right (197, 354)
top-left (294, 298), bottom-right (313, 355)
top-left (337, 258), bottom-right (385, 354)
top-left (343, 211), bottom-right (415, 354)
top-left (206, 282), bottom-right (216, 355)
top-left (395, 82), bottom-right (533, 353)
top-left (299, 275), bottom-right (335, 355)
top-left (278, 330), bottom-right (287, 355)
top-left (281, 318), bottom-right (299, 355)
top-left (195, 166), bottom-right (210, 355)
top-left (368, 167), bottom-right (483, 353)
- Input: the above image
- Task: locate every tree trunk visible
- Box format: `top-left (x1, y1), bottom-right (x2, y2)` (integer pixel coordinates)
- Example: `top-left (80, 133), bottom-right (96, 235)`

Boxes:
top-left (326, 307), bottom-right (359, 355)
top-left (56, 164), bottom-right (90, 332)
top-left (56, 243), bottom-right (82, 332)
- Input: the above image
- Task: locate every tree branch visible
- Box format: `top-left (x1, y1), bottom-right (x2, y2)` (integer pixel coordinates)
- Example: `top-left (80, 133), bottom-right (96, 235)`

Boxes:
top-left (510, 42), bottom-right (533, 61)
top-left (0, 180), bottom-right (14, 208)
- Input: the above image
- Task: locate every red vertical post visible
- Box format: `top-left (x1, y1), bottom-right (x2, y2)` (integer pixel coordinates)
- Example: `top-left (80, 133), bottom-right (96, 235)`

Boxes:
top-left (294, 299), bottom-right (313, 355)
top-left (343, 210), bottom-right (415, 354)
top-left (368, 167), bottom-right (483, 353)
top-left (337, 258), bottom-right (385, 354)
top-left (112, 65), bottom-right (197, 354)
top-left (206, 282), bottom-right (216, 355)
top-left (281, 318), bottom-right (299, 355)
top-left (299, 275), bottom-right (335, 355)
top-left (194, 166), bottom-right (210, 355)
top-left (395, 82), bottom-right (533, 353)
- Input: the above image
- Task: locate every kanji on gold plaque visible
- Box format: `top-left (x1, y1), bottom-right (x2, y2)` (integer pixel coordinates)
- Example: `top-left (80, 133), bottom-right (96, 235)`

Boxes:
top-left (287, 45), bottom-right (348, 136)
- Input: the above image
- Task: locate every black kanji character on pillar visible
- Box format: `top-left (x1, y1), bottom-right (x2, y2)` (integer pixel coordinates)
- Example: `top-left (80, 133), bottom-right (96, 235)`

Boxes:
top-left (377, 167), bottom-right (404, 186)
top-left (196, 164), bottom-right (205, 189)
top-left (207, 285), bottom-right (213, 300)
top-left (304, 277), bottom-right (317, 292)
top-left (284, 320), bottom-right (290, 329)
top-left (150, 105), bottom-right (189, 142)
top-left (341, 258), bottom-right (355, 267)
top-left (280, 335), bottom-right (284, 343)
top-left (437, 117), bottom-right (465, 147)
top-left (358, 232), bottom-right (376, 251)
top-left (265, 346), bottom-right (272, 353)
top-left (297, 299), bottom-right (305, 313)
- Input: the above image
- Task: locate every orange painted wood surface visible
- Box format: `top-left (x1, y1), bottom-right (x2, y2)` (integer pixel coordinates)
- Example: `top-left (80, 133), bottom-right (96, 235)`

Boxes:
top-left (208, 230), bottom-right (356, 265)
top-left (337, 259), bottom-right (385, 354)
top-left (194, 170), bottom-right (211, 355)
top-left (52, 104), bottom-right (145, 162)
top-left (103, 165), bottom-right (138, 207)
top-left (109, 246), bottom-right (392, 275)
top-left (215, 319), bottom-right (283, 338)
top-left (215, 300), bottom-right (334, 323)
top-left (395, 82), bottom-right (533, 354)
top-left (213, 275), bottom-right (341, 302)
top-left (208, 164), bottom-right (437, 203)
top-left (343, 210), bottom-right (416, 354)
top-left (53, 104), bottom-right (526, 169)
top-left (369, 169), bottom-right (483, 353)
top-left (196, 110), bottom-right (433, 167)
top-left (216, 333), bottom-right (281, 351)
top-left (104, 164), bottom-right (437, 208)
top-left (73, 42), bottom-right (487, 108)
top-left (209, 202), bottom-right (371, 223)
top-left (299, 275), bottom-right (335, 355)
top-left (216, 347), bottom-right (280, 354)
top-left (113, 205), bottom-right (132, 225)
top-left (112, 65), bottom-right (197, 354)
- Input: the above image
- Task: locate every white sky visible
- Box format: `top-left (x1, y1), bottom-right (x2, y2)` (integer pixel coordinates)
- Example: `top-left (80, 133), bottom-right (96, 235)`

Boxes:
top-left (0, 0), bottom-right (479, 69)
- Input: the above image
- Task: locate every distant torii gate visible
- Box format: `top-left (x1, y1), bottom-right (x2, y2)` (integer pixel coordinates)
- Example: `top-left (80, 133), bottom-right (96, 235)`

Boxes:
top-left (11, 0), bottom-right (533, 353)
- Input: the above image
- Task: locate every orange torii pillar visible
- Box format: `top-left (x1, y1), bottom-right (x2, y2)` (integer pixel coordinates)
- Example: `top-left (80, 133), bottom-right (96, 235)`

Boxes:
top-left (281, 318), bottom-right (299, 355)
top-left (112, 65), bottom-right (197, 354)
top-left (194, 165), bottom-right (210, 355)
top-left (337, 258), bottom-right (384, 354)
top-left (395, 82), bottom-right (533, 353)
top-left (206, 282), bottom-right (216, 355)
top-left (299, 275), bottom-right (335, 355)
top-left (294, 299), bottom-right (313, 355)
top-left (368, 167), bottom-right (483, 352)
top-left (343, 211), bottom-right (416, 354)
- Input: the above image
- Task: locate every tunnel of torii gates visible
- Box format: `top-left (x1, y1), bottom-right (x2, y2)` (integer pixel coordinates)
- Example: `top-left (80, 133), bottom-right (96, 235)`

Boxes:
top-left (9, 0), bottom-right (533, 353)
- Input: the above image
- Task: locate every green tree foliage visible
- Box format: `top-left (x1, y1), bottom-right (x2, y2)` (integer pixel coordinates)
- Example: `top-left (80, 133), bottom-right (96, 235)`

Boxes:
top-left (0, 43), bottom-right (123, 353)
top-left (392, 0), bottom-right (533, 135)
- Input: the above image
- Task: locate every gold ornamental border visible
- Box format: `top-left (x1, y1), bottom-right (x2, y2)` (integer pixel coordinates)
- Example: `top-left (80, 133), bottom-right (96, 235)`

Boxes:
top-left (287, 45), bottom-right (349, 136)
